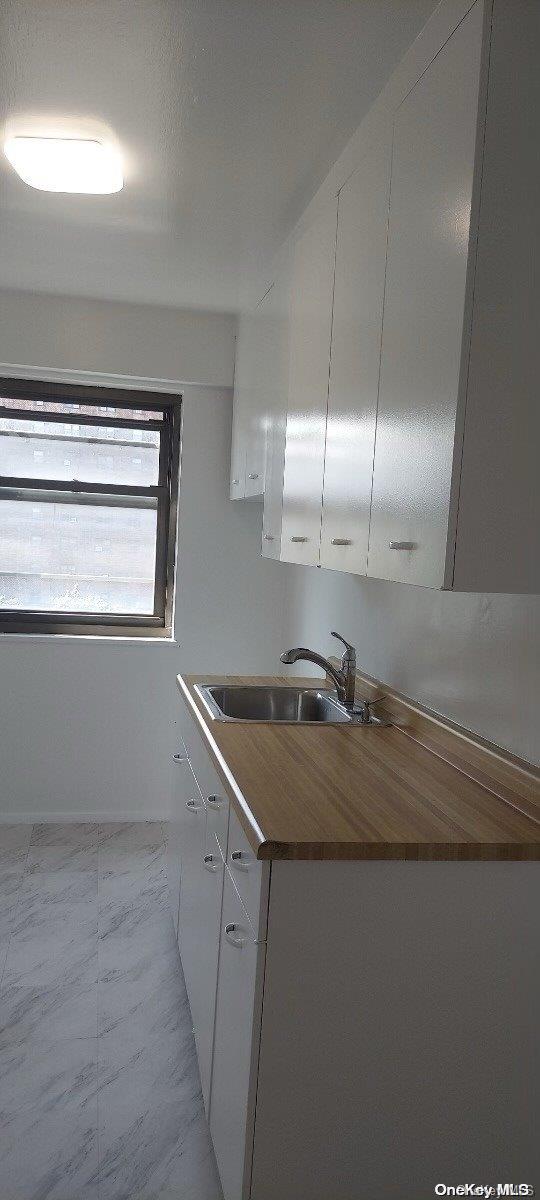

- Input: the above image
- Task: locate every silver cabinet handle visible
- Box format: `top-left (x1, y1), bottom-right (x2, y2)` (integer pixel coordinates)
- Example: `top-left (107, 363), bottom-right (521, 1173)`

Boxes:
top-left (186, 798), bottom-right (202, 812)
top-left (331, 538), bottom-right (352, 546)
top-left (263, 533), bottom-right (274, 541)
top-left (204, 853), bottom-right (219, 873)
top-left (206, 795), bottom-right (224, 809)
top-left (389, 541), bottom-right (415, 550)
top-left (248, 472), bottom-right (259, 480)
top-left (231, 478), bottom-right (239, 485)
top-left (290, 536), bottom-right (308, 543)
top-left (231, 850), bottom-right (249, 873)
top-left (224, 922), bottom-right (246, 948)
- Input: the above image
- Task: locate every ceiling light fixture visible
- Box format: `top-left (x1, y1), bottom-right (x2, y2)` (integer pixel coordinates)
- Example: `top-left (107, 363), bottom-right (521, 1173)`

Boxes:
top-left (3, 135), bottom-right (123, 194)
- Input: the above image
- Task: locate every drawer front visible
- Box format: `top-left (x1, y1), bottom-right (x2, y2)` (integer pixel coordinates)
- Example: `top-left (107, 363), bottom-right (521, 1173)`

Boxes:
top-left (227, 807), bottom-right (268, 939)
top-left (206, 792), bottom-right (230, 861)
top-left (185, 722), bottom-right (230, 857)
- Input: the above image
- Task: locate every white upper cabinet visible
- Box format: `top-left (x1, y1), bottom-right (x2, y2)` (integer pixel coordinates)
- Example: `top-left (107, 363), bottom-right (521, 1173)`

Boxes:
top-left (280, 198), bottom-right (338, 567)
top-left (320, 140), bottom-right (391, 575)
top-left (367, 2), bottom-right (484, 588)
top-left (232, 0), bottom-right (538, 592)
top-left (261, 259), bottom-right (291, 560)
top-left (230, 294), bottom-right (269, 501)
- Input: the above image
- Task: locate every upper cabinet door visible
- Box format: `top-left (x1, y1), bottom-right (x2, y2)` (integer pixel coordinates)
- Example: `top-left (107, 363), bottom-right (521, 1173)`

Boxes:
top-left (230, 303), bottom-right (267, 500)
top-left (280, 198), bottom-right (338, 566)
top-left (367, 1), bottom-right (484, 588)
top-left (244, 291), bottom-right (271, 498)
top-left (320, 140), bottom-right (391, 575)
top-left (261, 261), bottom-right (291, 559)
top-left (230, 316), bottom-right (252, 499)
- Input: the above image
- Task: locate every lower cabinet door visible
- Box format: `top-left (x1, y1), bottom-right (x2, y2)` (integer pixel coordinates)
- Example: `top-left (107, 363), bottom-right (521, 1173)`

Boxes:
top-left (210, 869), bottom-right (266, 1200)
top-left (178, 792), bottom-right (224, 1113)
top-left (167, 751), bottom-right (190, 936)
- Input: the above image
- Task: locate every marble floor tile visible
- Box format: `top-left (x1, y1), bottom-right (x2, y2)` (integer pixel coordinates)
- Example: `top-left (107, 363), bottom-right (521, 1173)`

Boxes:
top-left (98, 940), bottom-right (181, 1038)
top-left (0, 939), bottom-right (10, 987)
top-left (0, 864), bottom-right (25, 942)
top-left (30, 822), bottom-right (98, 848)
top-left (0, 981), bottom-right (98, 1047)
top-left (98, 892), bottom-right (176, 965)
top-left (98, 821), bottom-right (164, 852)
top-left (0, 820), bottom-right (221, 1200)
top-left (3, 916), bottom-right (98, 990)
top-left (98, 843), bottom-right (167, 908)
top-left (0, 1034), bottom-right (99, 1200)
top-left (0, 823), bottom-right (32, 868)
top-left (98, 1005), bottom-right (221, 1200)
top-left (25, 842), bottom-right (98, 875)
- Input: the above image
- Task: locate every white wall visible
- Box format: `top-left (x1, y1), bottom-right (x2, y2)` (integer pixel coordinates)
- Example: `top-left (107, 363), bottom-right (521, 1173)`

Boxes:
top-left (280, 566), bottom-right (539, 766)
top-left (0, 288), bottom-right (236, 389)
top-left (0, 292), bottom-right (286, 819)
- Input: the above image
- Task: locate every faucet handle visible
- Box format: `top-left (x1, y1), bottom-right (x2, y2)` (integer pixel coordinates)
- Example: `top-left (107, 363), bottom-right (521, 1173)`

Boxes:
top-left (330, 631), bottom-right (356, 660)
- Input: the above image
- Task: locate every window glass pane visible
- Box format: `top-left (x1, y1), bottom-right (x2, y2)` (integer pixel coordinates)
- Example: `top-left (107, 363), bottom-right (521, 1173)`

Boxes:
top-left (0, 396), bottom-right (163, 421)
top-left (0, 496), bottom-right (157, 614)
top-left (0, 418), bottom-right (160, 486)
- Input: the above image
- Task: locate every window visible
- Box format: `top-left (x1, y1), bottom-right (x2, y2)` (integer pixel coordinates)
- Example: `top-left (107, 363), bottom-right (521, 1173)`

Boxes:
top-left (0, 379), bottom-right (181, 635)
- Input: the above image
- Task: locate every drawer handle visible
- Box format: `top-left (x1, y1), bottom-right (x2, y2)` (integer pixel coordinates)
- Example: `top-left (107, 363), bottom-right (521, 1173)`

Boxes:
top-left (231, 478), bottom-right (240, 486)
top-left (263, 533), bottom-right (274, 541)
top-left (204, 853), bottom-right (219, 873)
top-left (186, 799), bottom-right (202, 812)
top-left (290, 536), bottom-right (308, 543)
top-left (231, 850), bottom-right (249, 873)
top-left (225, 922), bottom-right (246, 949)
top-left (331, 538), bottom-right (352, 546)
top-left (389, 541), bottom-right (415, 550)
top-left (206, 795), bottom-right (223, 809)
top-left (248, 472), bottom-right (259, 480)
top-left (173, 752), bottom-right (187, 763)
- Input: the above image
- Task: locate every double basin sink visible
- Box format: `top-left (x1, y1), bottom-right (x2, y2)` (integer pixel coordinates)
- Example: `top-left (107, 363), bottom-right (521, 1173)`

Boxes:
top-left (195, 684), bottom-right (384, 725)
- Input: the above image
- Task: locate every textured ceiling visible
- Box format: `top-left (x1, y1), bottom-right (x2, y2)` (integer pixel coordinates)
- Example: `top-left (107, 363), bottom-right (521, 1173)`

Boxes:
top-left (0, 0), bottom-right (437, 312)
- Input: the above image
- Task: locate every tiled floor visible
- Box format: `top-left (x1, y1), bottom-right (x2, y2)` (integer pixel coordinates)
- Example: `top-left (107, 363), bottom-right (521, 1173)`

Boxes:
top-left (0, 821), bottom-right (223, 1200)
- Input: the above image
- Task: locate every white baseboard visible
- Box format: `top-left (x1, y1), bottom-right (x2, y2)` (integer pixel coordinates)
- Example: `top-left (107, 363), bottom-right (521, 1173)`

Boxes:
top-left (0, 811), bottom-right (171, 824)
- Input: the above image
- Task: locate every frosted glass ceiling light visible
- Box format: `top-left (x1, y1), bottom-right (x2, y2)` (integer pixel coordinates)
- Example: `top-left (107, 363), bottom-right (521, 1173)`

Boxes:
top-left (4, 136), bottom-right (123, 194)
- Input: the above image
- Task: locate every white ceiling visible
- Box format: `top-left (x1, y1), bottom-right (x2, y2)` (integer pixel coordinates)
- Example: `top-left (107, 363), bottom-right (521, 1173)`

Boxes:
top-left (0, 0), bottom-right (437, 313)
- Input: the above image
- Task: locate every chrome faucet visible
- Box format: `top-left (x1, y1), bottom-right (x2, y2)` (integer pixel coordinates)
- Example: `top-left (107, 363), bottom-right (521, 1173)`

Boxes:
top-left (280, 632), bottom-right (357, 709)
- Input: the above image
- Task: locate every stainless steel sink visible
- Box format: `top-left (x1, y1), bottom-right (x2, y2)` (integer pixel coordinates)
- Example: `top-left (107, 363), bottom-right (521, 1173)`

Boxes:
top-left (194, 684), bottom-right (385, 724)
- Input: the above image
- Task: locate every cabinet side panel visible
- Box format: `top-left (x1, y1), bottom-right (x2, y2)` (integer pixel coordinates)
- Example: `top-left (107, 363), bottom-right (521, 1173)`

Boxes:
top-left (251, 860), bottom-right (539, 1200)
top-left (453, 0), bottom-right (540, 592)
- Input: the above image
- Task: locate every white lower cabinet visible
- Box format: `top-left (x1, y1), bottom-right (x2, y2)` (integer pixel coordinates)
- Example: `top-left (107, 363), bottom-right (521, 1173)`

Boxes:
top-left (209, 868), bottom-right (266, 1200)
top-left (177, 719), bottom-right (538, 1200)
top-left (167, 750), bottom-right (187, 936)
top-left (177, 781), bottom-right (222, 1114)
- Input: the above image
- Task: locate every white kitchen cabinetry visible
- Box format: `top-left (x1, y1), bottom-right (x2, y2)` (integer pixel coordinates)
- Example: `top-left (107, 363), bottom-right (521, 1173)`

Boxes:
top-left (236, 0), bottom-right (538, 592)
top-left (209, 868), bottom-right (266, 1200)
top-left (176, 778), bottom-right (218, 1114)
top-left (279, 197), bottom-right (337, 567)
top-left (319, 138), bottom-right (391, 575)
top-left (368, 1), bottom-right (485, 587)
top-left (230, 287), bottom-right (274, 501)
top-left (166, 746), bottom-right (191, 937)
top-left (261, 259), bottom-right (291, 560)
top-left (179, 699), bottom-right (538, 1200)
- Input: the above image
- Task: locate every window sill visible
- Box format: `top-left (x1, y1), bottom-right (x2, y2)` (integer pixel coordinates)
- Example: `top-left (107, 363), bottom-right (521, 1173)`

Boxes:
top-left (0, 631), bottom-right (177, 645)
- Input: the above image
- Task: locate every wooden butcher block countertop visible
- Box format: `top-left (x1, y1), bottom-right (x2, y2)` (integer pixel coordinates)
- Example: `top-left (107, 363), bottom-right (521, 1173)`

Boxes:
top-left (177, 673), bottom-right (540, 862)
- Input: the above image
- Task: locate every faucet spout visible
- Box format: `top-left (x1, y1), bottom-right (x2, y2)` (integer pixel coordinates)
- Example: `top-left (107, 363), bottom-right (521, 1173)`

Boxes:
top-left (280, 632), bottom-right (357, 709)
